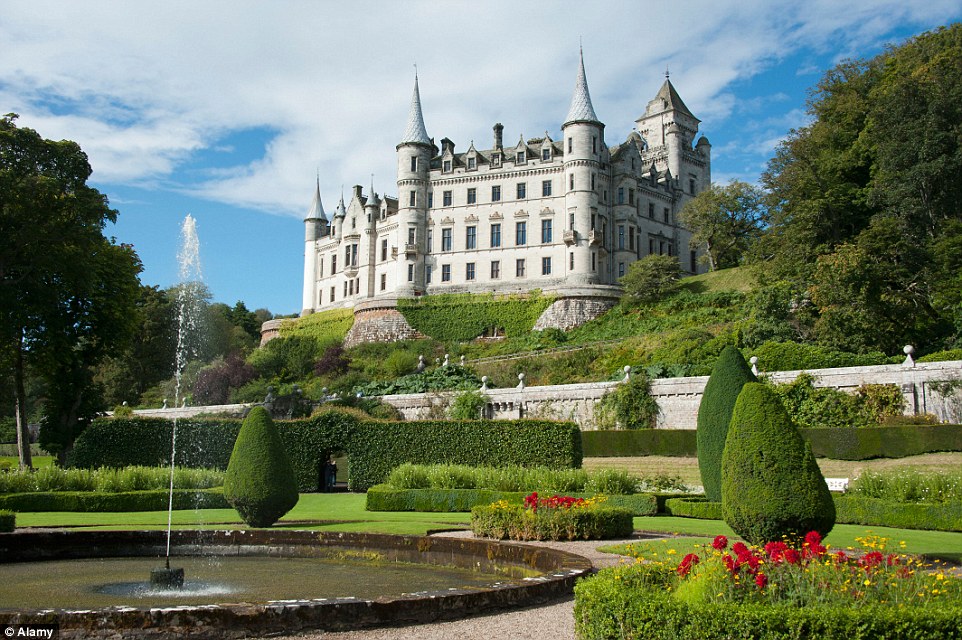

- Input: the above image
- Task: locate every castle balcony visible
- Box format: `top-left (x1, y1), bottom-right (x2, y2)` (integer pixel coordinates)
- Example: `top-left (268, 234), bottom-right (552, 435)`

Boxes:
top-left (344, 263), bottom-right (359, 278)
top-left (404, 243), bottom-right (418, 257)
top-left (588, 230), bottom-right (602, 246)
top-left (563, 230), bottom-right (577, 246)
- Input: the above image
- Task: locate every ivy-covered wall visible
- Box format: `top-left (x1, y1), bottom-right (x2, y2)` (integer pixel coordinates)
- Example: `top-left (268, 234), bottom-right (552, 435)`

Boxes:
top-left (397, 292), bottom-right (554, 341)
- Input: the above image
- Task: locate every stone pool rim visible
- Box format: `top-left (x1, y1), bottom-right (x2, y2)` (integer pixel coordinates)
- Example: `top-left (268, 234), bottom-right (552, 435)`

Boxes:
top-left (0, 529), bottom-right (593, 639)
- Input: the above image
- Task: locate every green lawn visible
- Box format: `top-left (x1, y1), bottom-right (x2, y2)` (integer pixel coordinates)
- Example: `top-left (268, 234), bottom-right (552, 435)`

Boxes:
top-left (0, 455), bottom-right (53, 469)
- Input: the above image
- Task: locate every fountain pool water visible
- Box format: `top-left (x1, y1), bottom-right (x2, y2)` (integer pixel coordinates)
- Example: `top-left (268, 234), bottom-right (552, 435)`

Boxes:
top-left (0, 530), bottom-right (591, 638)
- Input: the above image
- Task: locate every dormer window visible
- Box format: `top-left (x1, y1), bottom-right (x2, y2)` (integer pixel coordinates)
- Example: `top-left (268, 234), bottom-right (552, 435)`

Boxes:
top-left (443, 159), bottom-right (452, 173)
top-left (492, 153), bottom-right (501, 166)
top-left (467, 156), bottom-right (476, 170)
top-left (542, 147), bottom-right (551, 161)
top-left (516, 151), bottom-right (526, 164)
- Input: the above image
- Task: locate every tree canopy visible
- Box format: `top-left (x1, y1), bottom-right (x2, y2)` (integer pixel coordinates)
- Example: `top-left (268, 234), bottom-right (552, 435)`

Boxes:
top-left (679, 180), bottom-right (768, 271)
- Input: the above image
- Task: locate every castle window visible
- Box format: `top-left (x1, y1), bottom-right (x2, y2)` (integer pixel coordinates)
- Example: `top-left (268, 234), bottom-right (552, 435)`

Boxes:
top-left (591, 252), bottom-right (596, 271)
top-left (541, 219), bottom-right (552, 243)
top-left (330, 286), bottom-right (335, 302)
top-left (618, 225), bottom-right (625, 250)
top-left (567, 137), bottom-right (572, 153)
top-left (346, 280), bottom-right (351, 296)
top-left (542, 180), bottom-right (552, 197)
top-left (649, 203), bottom-right (655, 219)
top-left (617, 187), bottom-right (624, 204)
top-left (569, 174), bottom-right (574, 191)
top-left (618, 262), bottom-right (625, 277)
top-left (590, 213), bottom-right (596, 230)
top-left (427, 228), bottom-right (433, 252)
top-left (466, 225), bottom-right (477, 250)
top-left (516, 258), bottom-right (526, 277)
top-left (466, 262), bottom-right (476, 281)
top-left (407, 264), bottom-right (414, 282)
top-left (691, 250), bottom-right (698, 272)
top-left (408, 227), bottom-right (416, 245)
top-left (649, 238), bottom-right (655, 255)
top-left (441, 264), bottom-right (451, 282)
top-left (629, 226), bottom-right (635, 251)
top-left (663, 207), bottom-right (670, 224)
top-left (490, 223), bottom-right (502, 248)
top-left (318, 259), bottom-right (324, 278)
top-left (381, 273), bottom-right (387, 290)
top-left (689, 177), bottom-right (696, 194)
top-left (542, 147), bottom-right (551, 161)
top-left (491, 260), bottom-right (500, 279)
top-left (409, 190), bottom-right (417, 207)
top-left (467, 188), bottom-right (476, 204)
top-left (516, 183), bottom-right (526, 199)
top-left (516, 150), bottom-right (526, 164)
top-left (570, 212), bottom-right (575, 229)
top-left (443, 159), bottom-right (452, 172)
top-left (467, 156), bottom-right (476, 170)
top-left (443, 190), bottom-right (452, 207)
top-left (515, 221), bottom-right (527, 246)
top-left (628, 188), bottom-right (635, 205)
top-left (591, 174), bottom-right (596, 191)
top-left (381, 238), bottom-right (388, 261)
top-left (428, 192), bottom-right (434, 208)
top-left (542, 256), bottom-right (552, 275)
top-left (441, 228), bottom-right (452, 252)
top-left (592, 136), bottom-right (597, 154)
top-left (426, 264), bottom-right (432, 283)
top-left (492, 152), bottom-right (501, 166)
top-left (332, 255), bottom-right (337, 273)
top-left (491, 185), bottom-right (501, 202)
top-left (410, 156), bottom-right (418, 172)
top-left (569, 252), bottom-right (574, 270)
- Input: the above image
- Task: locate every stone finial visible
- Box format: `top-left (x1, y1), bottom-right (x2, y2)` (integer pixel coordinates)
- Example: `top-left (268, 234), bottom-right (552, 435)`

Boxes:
top-left (443, 353), bottom-right (450, 367)
top-left (162, 398), bottom-right (168, 409)
top-left (460, 355), bottom-right (466, 367)
top-left (903, 345), bottom-right (915, 368)
top-left (480, 376), bottom-right (488, 392)
top-left (416, 355), bottom-right (426, 372)
top-left (435, 357), bottom-right (441, 365)
top-left (749, 356), bottom-right (759, 376)
top-left (181, 398), bottom-right (187, 408)
top-left (517, 372), bottom-right (526, 390)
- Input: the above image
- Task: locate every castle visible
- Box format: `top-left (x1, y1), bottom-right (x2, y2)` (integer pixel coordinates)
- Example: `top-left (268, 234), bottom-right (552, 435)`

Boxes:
top-left (300, 53), bottom-right (710, 336)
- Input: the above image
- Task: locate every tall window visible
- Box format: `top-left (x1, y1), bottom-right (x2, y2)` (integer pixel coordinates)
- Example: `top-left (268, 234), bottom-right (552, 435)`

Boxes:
top-left (515, 221), bottom-right (527, 246)
top-left (466, 226), bottom-right (477, 250)
top-left (591, 174), bottom-right (596, 191)
top-left (542, 180), bottom-right (552, 197)
top-left (332, 255), bottom-right (337, 273)
top-left (441, 264), bottom-right (451, 281)
top-left (490, 260), bottom-right (500, 279)
top-left (628, 188), bottom-right (635, 205)
top-left (689, 177), bottom-right (696, 194)
top-left (330, 286), bottom-right (335, 302)
top-left (618, 262), bottom-right (625, 277)
top-left (466, 262), bottom-right (476, 281)
top-left (467, 187), bottom-right (476, 204)
top-left (443, 190), bottom-right (452, 207)
top-left (490, 223), bottom-right (502, 247)
top-left (648, 202), bottom-right (655, 218)
top-left (408, 227), bottom-right (416, 245)
top-left (617, 187), bottom-right (624, 204)
top-left (407, 264), bottom-right (414, 282)
top-left (569, 174), bottom-right (574, 190)
top-left (381, 273), bottom-right (387, 290)
top-left (516, 258), bottom-right (526, 277)
top-left (381, 238), bottom-right (388, 261)
top-left (663, 207), bottom-right (670, 223)
top-left (516, 182), bottom-right (526, 199)
top-left (569, 252), bottom-right (574, 270)
top-left (618, 225), bottom-right (625, 250)
top-left (491, 185), bottom-right (501, 202)
top-left (409, 190), bottom-right (416, 207)
top-left (591, 252), bottom-right (596, 271)
top-left (629, 226), bottom-right (635, 251)
top-left (567, 137), bottom-right (572, 153)
top-left (410, 156), bottom-right (418, 172)
top-left (441, 228), bottom-right (452, 252)
top-left (428, 192), bottom-right (434, 208)
top-left (318, 259), bottom-right (323, 278)
top-left (427, 228), bottom-right (433, 252)
top-left (541, 256), bottom-right (552, 275)
top-left (541, 219), bottom-right (552, 243)
top-left (592, 136), bottom-right (597, 154)
top-left (426, 264), bottom-right (432, 283)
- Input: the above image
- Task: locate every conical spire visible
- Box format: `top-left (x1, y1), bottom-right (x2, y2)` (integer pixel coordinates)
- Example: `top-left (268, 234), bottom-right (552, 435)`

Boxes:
top-left (652, 76), bottom-right (697, 121)
top-left (399, 73), bottom-right (431, 146)
top-left (366, 179), bottom-right (380, 207)
top-left (305, 176), bottom-right (327, 221)
top-left (334, 191), bottom-right (346, 218)
top-left (563, 48), bottom-right (601, 126)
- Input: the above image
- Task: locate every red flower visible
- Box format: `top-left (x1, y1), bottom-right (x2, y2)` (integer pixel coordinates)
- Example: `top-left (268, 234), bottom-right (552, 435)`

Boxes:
top-left (732, 542), bottom-right (750, 560)
top-left (712, 535), bottom-right (728, 550)
top-left (755, 572), bottom-right (768, 589)
top-left (783, 549), bottom-right (801, 565)
top-left (861, 551), bottom-right (884, 568)
top-left (834, 550), bottom-right (848, 564)
top-left (723, 554), bottom-right (736, 573)
top-left (676, 553), bottom-right (700, 577)
top-left (804, 531), bottom-right (822, 547)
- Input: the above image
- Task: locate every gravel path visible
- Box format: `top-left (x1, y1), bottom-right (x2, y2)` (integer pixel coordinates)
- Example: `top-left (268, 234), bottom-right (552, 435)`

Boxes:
top-left (277, 531), bottom-right (657, 640)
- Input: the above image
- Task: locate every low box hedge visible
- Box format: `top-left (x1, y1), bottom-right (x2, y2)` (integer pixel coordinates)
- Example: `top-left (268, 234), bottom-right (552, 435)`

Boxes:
top-left (582, 429), bottom-right (696, 457)
top-left (574, 564), bottom-right (962, 640)
top-left (0, 489), bottom-right (228, 512)
top-left (664, 496), bottom-right (722, 520)
top-left (472, 501), bottom-right (635, 541)
top-left (0, 510), bottom-right (14, 532)
top-left (834, 496), bottom-right (962, 533)
top-left (366, 486), bottom-right (658, 516)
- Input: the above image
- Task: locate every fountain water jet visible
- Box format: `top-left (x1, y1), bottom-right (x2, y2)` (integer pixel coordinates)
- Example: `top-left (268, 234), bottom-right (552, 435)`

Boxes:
top-left (153, 214), bottom-right (203, 589)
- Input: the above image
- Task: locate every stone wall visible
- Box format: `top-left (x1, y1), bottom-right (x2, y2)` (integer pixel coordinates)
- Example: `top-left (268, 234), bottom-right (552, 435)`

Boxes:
top-left (342, 298), bottom-right (426, 349)
top-left (533, 288), bottom-right (619, 331)
top-left (381, 360), bottom-right (962, 429)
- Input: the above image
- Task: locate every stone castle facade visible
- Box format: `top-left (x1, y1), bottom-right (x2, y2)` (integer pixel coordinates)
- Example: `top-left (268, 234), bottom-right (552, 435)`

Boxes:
top-left (301, 53), bottom-right (711, 328)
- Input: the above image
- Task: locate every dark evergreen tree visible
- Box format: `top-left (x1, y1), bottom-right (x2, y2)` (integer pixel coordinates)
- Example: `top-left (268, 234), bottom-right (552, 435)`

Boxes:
top-left (721, 382), bottom-right (835, 545)
top-left (696, 345), bottom-right (756, 502)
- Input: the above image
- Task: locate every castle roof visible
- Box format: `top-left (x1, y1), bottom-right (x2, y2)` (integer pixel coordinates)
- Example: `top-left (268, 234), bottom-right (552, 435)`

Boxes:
top-left (563, 49), bottom-right (601, 127)
top-left (650, 77), bottom-right (699, 123)
top-left (305, 177), bottom-right (327, 222)
top-left (399, 74), bottom-right (431, 146)
top-left (334, 193), bottom-right (347, 218)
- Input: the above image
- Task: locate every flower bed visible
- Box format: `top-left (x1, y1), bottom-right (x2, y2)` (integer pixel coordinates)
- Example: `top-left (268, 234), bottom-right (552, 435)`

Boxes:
top-left (471, 492), bottom-right (634, 541)
top-left (575, 532), bottom-right (962, 639)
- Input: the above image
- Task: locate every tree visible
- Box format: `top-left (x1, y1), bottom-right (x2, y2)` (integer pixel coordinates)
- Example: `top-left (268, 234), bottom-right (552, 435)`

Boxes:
top-left (0, 115), bottom-right (142, 468)
top-left (619, 254), bottom-right (682, 305)
top-left (679, 181), bottom-right (768, 271)
top-left (721, 382), bottom-right (835, 546)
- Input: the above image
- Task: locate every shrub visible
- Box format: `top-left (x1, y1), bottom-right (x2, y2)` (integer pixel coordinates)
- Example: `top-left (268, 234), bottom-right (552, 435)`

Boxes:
top-left (848, 468), bottom-right (962, 504)
top-left (833, 496), bottom-right (962, 533)
top-left (0, 510), bottom-right (14, 532)
top-left (398, 292), bottom-right (554, 341)
top-left (223, 406), bottom-right (299, 527)
top-left (192, 354), bottom-right (257, 406)
top-left (0, 465), bottom-right (222, 494)
top-left (384, 464), bottom-right (637, 494)
top-left (447, 390), bottom-right (489, 420)
top-left (112, 404), bottom-right (134, 418)
top-left (620, 254), bottom-right (683, 305)
top-left (918, 348), bottom-right (962, 362)
top-left (800, 424), bottom-right (962, 459)
top-left (665, 496), bottom-right (723, 520)
top-left (772, 373), bottom-right (904, 428)
top-left (747, 340), bottom-right (896, 371)
top-left (471, 493), bottom-right (634, 541)
top-left (0, 489), bottom-right (227, 512)
top-left (697, 345), bottom-right (757, 502)
top-left (313, 343), bottom-right (349, 377)
top-left (721, 382), bottom-right (835, 545)
top-left (596, 373), bottom-right (659, 429)
top-left (582, 429), bottom-right (696, 457)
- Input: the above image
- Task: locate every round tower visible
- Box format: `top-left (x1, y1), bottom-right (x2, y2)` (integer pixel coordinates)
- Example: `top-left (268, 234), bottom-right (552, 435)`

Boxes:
top-left (301, 179), bottom-right (327, 315)
top-left (562, 50), bottom-right (605, 286)
top-left (395, 73), bottom-right (432, 297)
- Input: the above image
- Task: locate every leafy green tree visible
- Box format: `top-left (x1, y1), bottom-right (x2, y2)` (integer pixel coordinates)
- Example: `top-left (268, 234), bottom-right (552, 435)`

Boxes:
top-left (721, 382), bottom-right (835, 545)
top-left (678, 181), bottom-right (768, 271)
top-left (596, 372), bottom-right (659, 430)
top-left (223, 406), bottom-right (299, 527)
top-left (696, 345), bottom-right (756, 502)
top-left (619, 254), bottom-right (682, 305)
top-left (0, 115), bottom-right (142, 467)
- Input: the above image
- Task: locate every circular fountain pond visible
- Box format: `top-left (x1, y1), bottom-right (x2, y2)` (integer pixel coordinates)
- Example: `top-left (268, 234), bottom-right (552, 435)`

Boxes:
top-left (0, 529), bottom-right (591, 638)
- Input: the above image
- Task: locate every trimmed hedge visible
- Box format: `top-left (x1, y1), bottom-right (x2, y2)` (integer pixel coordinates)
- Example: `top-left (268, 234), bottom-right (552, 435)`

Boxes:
top-left (583, 424), bottom-right (962, 460)
top-left (574, 564), bottom-right (962, 640)
top-left (0, 510), bottom-right (14, 532)
top-left (582, 429), bottom-right (696, 457)
top-left (664, 496), bottom-right (722, 520)
top-left (834, 496), bottom-right (962, 533)
top-left (0, 489), bottom-right (228, 512)
top-left (365, 486), bottom-right (658, 516)
top-left (69, 414), bottom-right (582, 492)
top-left (471, 502), bottom-right (634, 541)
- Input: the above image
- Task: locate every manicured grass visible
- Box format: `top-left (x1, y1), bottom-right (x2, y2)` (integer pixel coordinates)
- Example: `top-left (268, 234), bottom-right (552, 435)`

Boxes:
top-left (680, 265), bottom-right (756, 293)
top-left (0, 455), bottom-right (54, 469)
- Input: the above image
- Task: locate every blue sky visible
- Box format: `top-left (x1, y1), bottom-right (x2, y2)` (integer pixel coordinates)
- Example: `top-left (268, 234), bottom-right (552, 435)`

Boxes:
top-left (3, 1), bottom-right (960, 315)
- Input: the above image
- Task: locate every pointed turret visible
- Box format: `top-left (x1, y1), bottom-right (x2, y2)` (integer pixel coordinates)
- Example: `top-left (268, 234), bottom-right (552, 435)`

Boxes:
top-left (649, 76), bottom-right (698, 122)
top-left (334, 192), bottom-right (347, 218)
top-left (305, 177), bottom-right (327, 222)
top-left (399, 74), bottom-right (431, 147)
top-left (563, 49), bottom-right (601, 127)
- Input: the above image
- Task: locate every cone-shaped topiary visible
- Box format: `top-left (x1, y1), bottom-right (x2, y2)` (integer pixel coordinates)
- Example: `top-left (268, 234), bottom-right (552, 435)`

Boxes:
top-left (696, 345), bottom-right (756, 502)
top-left (223, 406), bottom-right (299, 527)
top-left (721, 382), bottom-right (835, 545)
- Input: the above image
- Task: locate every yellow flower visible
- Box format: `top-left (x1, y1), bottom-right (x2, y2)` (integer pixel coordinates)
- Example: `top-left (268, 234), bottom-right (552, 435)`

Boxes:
top-left (864, 579), bottom-right (872, 587)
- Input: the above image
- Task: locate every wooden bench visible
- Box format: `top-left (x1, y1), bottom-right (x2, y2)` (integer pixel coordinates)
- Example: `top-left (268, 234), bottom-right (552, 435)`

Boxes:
top-left (825, 477), bottom-right (849, 493)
